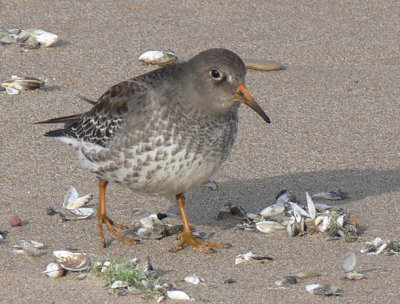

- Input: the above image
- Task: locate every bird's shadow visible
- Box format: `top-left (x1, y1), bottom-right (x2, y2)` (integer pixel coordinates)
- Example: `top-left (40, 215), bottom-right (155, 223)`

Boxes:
top-left (167, 168), bottom-right (400, 226)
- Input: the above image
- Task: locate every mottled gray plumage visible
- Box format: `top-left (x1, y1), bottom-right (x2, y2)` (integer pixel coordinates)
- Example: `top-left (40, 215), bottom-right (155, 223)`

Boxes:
top-left (39, 48), bottom-right (269, 196)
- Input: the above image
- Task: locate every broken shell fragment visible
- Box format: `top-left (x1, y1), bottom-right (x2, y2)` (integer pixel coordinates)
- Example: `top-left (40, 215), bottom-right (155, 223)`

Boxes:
top-left (360, 243), bottom-right (375, 254)
top-left (13, 240), bottom-right (44, 257)
top-left (275, 190), bottom-right (297, 205)
top-left (217, 203), bottom-right (246, 220)
top-left (205, 180), bottom-right (218, 191)
top-left (166, 290), bottom-right (191, 300)
top-left (1, 28), bottom-right (58, 48)
top-left (139, 50), bottom-right (178, 66)
top-left (243, 58), bottom-right (285, 71)
top-left (63, 186), bottom-right (92, 210)
top-left (306, 283), bottom-right (341, 296)
top-left (53, 250), bottom-right (91, 271)
top-left (256, 220), bottom-right (286, 233)
top-left (184, 274), bottom-right (203, 285)
top-left (134, 213), bottom-right (166, 239)
top-left (2, 75), bottom-right (45, 95)
top-left (312, 189), bottom-right (346, 200)
top-left (43, 262), bottom-right (65, 278)
top-left (295, 272), bottom-right (321, 279)
top-left (275, 276), bottom-right (297, 286)
top-left (344, 271), bottom-right (365, 280)
top-left (235, 251), bottom-right (274, 265)
top-left (111, 280), bottom-right (129, 289)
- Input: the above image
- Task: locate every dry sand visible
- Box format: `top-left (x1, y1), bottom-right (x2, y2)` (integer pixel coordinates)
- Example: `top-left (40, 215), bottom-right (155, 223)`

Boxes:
top-left (1, 1), bottom-right (400, 303)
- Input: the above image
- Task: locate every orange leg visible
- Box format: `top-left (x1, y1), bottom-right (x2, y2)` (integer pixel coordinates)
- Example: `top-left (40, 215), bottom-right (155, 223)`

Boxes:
top-left (170, 193), bottom-right (231, 253)
top-left (97, 180), bottom-right (138, 247)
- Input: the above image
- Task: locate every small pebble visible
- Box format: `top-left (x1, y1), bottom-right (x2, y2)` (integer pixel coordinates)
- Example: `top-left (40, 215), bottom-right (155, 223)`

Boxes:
top-left (10, 215), bottom-right (22, 227)
top-left (224, 278), bottom-right (236, 284)
top-left (46, 207), bottom-right (57, 216)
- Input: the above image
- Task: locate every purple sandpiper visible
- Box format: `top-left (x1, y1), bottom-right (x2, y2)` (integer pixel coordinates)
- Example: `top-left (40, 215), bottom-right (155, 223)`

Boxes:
top-left (37, 48), bottom-right (270, 253)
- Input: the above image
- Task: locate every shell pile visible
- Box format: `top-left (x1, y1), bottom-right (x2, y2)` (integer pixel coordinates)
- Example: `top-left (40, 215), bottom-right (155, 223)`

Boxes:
top-left (43, 250), bottom-right (91, 278)
top-left (237, 190), bottom-right (358, 239)
top-left (0, 28), bottom-right (59, 48)
top-left (360, 237), bottom-right (400, 256)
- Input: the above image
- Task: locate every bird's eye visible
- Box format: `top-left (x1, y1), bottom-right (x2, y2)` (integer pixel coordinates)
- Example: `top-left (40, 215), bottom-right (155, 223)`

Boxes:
top-left (210, 69), bottom-right (222, 80)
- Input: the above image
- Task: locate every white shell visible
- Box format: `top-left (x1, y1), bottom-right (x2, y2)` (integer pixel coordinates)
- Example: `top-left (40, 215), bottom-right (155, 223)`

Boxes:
top-left (205, 180), bottom-right (218, 191)
top-left (318, 216), bottom-right (332, 232)
top-left (184, 274), bottom-right (202, 285)
top-left (312, 189), bottom-right (345, 200)
top-left (360, 243), bottom-right (375, 254)
top-left (63, 186), bottom-right (92, 210)
top-left (139, 50), bottom-right (178, 66)
top-left (111, 280), bottom-right (129, 289)
top-left (306, 283), bottom-right (339, 295)
top-left (341, 252), bottom-right (356, 273)
top-left (166, 290), bottom-right (191, 300)
top-left (101, 260), bottom-right (111, 272)
top-left (255, 221), bottom-right (285, 233)
top-left (372, 237), bottom-right (384, 248)
top-left (260, 204), bottom-right (285, 218)
top-left (336, 215), bottom-right (345, 227)
top-left (290, 202), bottom-right (310, 222)
top-left (275, 191), bottom-right (296, 205)
top-left (305, 192), bottom-right (316, 219)
top-left (375, 243), bottom-right (388, 255)
top-left (53, 250), bottom-right (90, 271)
top-left (344, 271), bottom-right (365, 280)
top-left (68, 207), bottom-right (95, 218)
top-left (29, 29), bottom-right (59, 47)
top-left (5, 86), bottom-right (20, 95)
top-left (43, 262), bottom-right (65, 278)
top-left (314, 203), bottom-right (332, 212)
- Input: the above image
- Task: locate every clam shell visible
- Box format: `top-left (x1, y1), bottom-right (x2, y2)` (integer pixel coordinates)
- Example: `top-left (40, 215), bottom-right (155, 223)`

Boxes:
top-left (53, 250), bottom-right (91, 271)
top-left (63, 186), bottom-right (93, 210)
top-left (43, 262), bottom-right (65, 278)
top-left (341, 252), bottom-right (356, 273)
top-left (275, 190), bottom-right (297, 205)
top-left (360, 243), bottom-right (375, 254)
top-left (306, 283), bottom-right (340, 296)
top-left (255, 221), bottom-right (286, 233)
top-left (314, 203), bottom-right (333, 212)
top-left (295, 272), bottom-right (320, 279)
top-left (184, 274), bottom-right (202, 285)
top-left (290, 202), bottom-right (310, 222)
top-left (28, 29), bottom-right (59, 47)
top-left (375, 243), bottom-right (388, 255)
top-left (312, 189), bottom-right (345, 200)
top-left (344, 271), bottom-right (365, 280)
top-left (139, 50), bottom-right (178, 66)
top-left (305, 192), bottom-right (316, 219)
top-left (260, 204), bottom-right (285, 218)
top-left (166, 290), bottom-right (190, 300)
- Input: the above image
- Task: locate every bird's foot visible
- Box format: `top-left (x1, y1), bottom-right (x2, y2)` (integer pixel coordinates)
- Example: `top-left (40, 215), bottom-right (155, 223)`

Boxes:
top-left (169, 231), bottom-right (231, 253)
top-left (98, 215), bottom-right (139, 248)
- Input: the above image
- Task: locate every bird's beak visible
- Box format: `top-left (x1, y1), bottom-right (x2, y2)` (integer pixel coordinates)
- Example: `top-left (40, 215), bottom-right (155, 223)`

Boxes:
top-left (235, 84), bottom-right (270, 123)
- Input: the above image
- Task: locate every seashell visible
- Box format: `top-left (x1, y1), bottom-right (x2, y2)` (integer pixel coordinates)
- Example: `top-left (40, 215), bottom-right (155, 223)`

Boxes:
top-left (184, 274), bottom-right (203, 285)
top-left (275, 190), bottom-right (297, 205)
top-left (217, 203), bottom-right (246, 220)
top-left (63, 186), bottom-right (93, 210)
top-left (235, 251), bottom-right (274, 265)
top-left (344, 271), bottom-right (365, 280)
top-left (372, 237), bottom-right (384, 248)
top-left (43, 262), bottom-right (65, 278)
top-left (360, 243), bottom-right (375, 254)
top-left (24, 29), bottom-right (59, 47)
top-left (336, 215), bottom-right (345, 227)
top-left (166, 290), bottom-right (191, 301)
top-left (246, 212), bottom-right (259, 220)
top-left (286, 219), bottom-right (297, 237)
top-left (139, 50), bottom-right (178, 66)
top-left (375, 243), bottom-right (388, 255)
top-left (255, 221), bottom-right (286, 233)
top-left (53, 250), bottom-right (91, 271)
top-left (305, 192), bottom-right (316, 219)
top-left (260, 204), bottom-right (285, 218)
top-left (101, 260), bottom-right (111, 272)
top-left (243, 58), bottom-right (285, 71)
top-left (318, 216), bottom-right (331, 232)
top-left (341, 252), bottom-right (356, 273)
top-left (295, 272), bottom-right (320, 279)
top-left (306, 283), bottom-right (341, 296)
top-left (2, 75), bottom-right (45, 95)
top-left (111, 280), bottom-right (129, 289)
top-left (13, 240), bottom-right (43, 257)
top-left (312, 189), bottom-right (346, 200)
top-left (289, 202), bottom-right (310, 222)
top-left (205, 180), bottom-right (218, 191)
top-left (67, 207), bottom-right (95, 218)
top-left (314, 203), bottom-right (332, 212)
